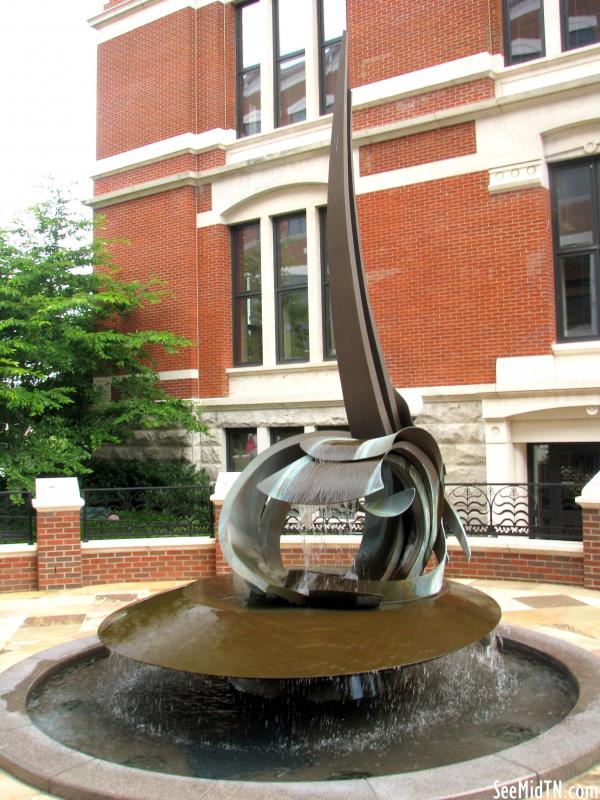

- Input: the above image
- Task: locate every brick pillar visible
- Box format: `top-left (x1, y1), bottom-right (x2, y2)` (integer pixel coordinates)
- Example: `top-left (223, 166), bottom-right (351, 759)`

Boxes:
top-left (32, 478), bottom-right (84, 590)
top-left (576, 472), bottom-right (600, 590)
top-left (212, 500), bottom-right (231, 576)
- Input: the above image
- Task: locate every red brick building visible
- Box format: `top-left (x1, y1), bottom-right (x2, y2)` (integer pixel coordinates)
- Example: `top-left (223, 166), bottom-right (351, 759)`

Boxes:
top-left (89, 0), bottom-right (600, 515)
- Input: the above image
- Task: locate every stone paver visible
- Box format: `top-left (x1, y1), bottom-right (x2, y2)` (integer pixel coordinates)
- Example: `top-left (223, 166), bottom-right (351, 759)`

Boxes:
top-left (0, 578), bottom-right (598, 799)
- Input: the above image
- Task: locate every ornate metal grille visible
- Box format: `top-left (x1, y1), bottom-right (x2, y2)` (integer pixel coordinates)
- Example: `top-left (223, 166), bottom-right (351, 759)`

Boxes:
top-left (283, 505), bottom-right (365, 535)
top-left (445, 482), bottom-right (585, 541)
top-left (282, 483), bottom-right (585, 541)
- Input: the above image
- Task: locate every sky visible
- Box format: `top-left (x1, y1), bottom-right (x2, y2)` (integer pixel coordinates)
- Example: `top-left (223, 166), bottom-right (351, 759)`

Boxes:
top-left (0, 1), bottom-right (103, 228)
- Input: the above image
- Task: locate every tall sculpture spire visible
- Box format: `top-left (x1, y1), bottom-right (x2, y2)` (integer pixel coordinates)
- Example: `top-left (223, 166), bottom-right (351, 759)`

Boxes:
top-left (327, 33), bottom-right (412, 439)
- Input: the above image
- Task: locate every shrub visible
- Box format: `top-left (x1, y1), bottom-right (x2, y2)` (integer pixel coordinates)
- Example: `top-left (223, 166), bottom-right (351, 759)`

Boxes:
top-left (81, 458), bottom-right (211, 489)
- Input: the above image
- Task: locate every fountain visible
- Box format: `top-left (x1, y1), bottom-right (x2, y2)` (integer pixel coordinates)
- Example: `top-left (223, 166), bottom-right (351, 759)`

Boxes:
top-left (0, 33), bottom-right (600, 800)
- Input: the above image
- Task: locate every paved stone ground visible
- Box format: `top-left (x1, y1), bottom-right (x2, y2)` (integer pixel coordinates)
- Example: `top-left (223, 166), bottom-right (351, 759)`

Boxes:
top-left (0, 578), bottom-right (599, 800)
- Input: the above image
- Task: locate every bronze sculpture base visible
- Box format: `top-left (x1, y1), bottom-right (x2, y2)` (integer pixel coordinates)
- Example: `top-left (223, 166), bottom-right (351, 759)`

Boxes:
top-left (98, 574), bottom-right (501, 679)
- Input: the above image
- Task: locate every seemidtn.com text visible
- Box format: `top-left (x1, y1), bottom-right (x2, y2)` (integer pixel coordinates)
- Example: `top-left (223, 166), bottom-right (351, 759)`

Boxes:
top-left (494, 780), bottom-right (599, 799)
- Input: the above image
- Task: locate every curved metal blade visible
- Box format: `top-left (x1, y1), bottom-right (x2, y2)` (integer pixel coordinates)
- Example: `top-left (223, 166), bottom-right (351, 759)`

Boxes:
top-left (327, 32), bottom-right (412, 439)
top-left (361, 488), bottom-right (416, 518)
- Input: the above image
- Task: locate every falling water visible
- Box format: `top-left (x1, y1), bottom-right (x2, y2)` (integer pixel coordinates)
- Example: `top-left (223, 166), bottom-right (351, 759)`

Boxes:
top-left (28, 635), bottom-right (576, 782)
top-left (290, 501), bottom-right (361, 586)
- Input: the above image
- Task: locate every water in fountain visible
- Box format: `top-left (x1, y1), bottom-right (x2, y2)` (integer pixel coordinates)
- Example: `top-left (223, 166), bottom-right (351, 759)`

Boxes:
top-left (28, 636), bottom-right (576, 782)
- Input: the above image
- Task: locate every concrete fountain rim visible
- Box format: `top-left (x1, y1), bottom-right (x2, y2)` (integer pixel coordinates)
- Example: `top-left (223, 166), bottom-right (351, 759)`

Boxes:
top-left (0, 624), bottom-right (599, 800)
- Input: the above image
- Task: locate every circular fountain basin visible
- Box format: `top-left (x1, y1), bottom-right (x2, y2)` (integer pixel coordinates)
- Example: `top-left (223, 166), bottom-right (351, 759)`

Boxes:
top-left (1, 626), bottom-right (600, 799)
top-left (97, 575), bottom-right (502, 677)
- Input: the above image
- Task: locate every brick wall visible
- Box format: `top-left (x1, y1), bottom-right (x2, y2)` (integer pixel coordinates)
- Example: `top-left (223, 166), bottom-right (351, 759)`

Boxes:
top-left (347, 0), bottom-right (503, 88)
top-left (94, 154), bottom-right (197, 196)
top-left (0, 537), bottom-right (586, 591)
top-left (197, 224), bottom-right (232, 397)
top-left (99, 187), bottom-right (199, 389)
top-left (97, 4), bottom-right (235, 161)
top-left (353, 79), bottom-right (495, 131)
top-left (97, 9), bottom-right (196, 159)
top-left (358, 174), bottom-right (555, 387)
top-left (82, 543), bottom-right (216, 584)
top-left (0, 553), bottom-right (37, 592)
top-left (196, 3), bottom-right (236, 135)
top-left (94, 154), bottom-right (223, 199)
top-left (360, 123), bottom-right (477, 176)
top-left (445, 546), bottom-right (584, 585)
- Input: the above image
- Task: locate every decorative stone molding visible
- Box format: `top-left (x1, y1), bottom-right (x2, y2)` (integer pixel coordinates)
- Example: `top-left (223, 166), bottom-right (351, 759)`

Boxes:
top-left (488, 160), bottom-right (547, 194)
top-left (32, 477), bottom-right (84, 513)
top-left (543, 118), bottom-right (600, 163)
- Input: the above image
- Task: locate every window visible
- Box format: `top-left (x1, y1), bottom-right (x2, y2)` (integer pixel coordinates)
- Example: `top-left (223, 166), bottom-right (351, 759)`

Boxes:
top-left (275, 0), bottom-right (309, 127)
top-left (528, 443), bottom-right (600, 539)
top-left (316, 425), bottom-right (350, 432)
top-left (318, 0), bottom-right (346, 115)
top-left (237, 2), bottom-right (261, 137)
top-left (551, 157), bottom-right (600, 341)
top-left (227, 428), bottom-right (257, 471)
top-left (562, 0), bottom-right (600, 50)
top-left (319, 208), bottom-right (335, 359)
top-left (504, 0), bottom-right (545, 64)
top-left (275, 211), bottom-right (309, 361)
top-left (232, 221), bottom-right (262, 365)
top-left (270, 426), bottom-right (304, 444)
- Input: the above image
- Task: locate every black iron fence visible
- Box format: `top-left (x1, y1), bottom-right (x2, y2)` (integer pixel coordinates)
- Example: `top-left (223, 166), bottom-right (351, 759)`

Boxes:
top-left (81, 484), bottom-right (214, 541)
top-left (284, 506), bottom-right (365, 535)
top-left (0, 481), bottom-right (585, 545)
top-left (283, 483), bottom-right (585, 542)
top-left (0, 491), bottom-right (35, 545)
top-left (445, 482), bottom-right (585, 541)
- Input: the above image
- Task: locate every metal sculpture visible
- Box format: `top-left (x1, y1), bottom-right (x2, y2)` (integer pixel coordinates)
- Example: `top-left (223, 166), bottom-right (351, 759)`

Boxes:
top-left (218, 33), bottom-right (470, 609)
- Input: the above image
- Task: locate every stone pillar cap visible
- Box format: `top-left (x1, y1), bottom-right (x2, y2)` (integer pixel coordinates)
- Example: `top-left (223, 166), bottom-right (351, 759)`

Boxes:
top-left (210, 472), bottom-right (240, 504)
top-left (32, 477), bottom-right (85, 512)
top-left (576, 470), bottom-right (600, 508)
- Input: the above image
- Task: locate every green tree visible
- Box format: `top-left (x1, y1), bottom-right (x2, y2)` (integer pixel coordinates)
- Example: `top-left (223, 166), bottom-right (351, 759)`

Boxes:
top-left (0, 189), bottom-right (204, 492)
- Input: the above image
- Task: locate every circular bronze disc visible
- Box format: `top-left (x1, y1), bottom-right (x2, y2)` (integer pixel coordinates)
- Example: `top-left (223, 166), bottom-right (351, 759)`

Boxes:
top-left (98, 575), bottom-right (501, 679)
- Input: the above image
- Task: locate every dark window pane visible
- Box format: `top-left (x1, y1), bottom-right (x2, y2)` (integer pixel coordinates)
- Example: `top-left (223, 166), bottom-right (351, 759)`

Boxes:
top-left (323, 284), bottom-right (336, 357)
top-left (560, 253), bottom-right (598, 337)
top-left (322, 42), bottom-right (341, 114)
top-left (316, 425), bottom-right (350, 431)
top-left (320, 208), bottom-right (335, 358)
top-left (280, 289), bottom-right (309, 360)
top-left (235, 296), bottom-right (262, 363)
top-left (277, 0), bottom-right (309, 56)
top-left (506, 0), bottom-right (544, 63)
top-left (234, 223), bottom-right (261, 293)
top-left (227, 429), bottom-right (257, 471)
top-left (556, 164), bottom-right (594, 248)
top-left (530, 444), bottom-right (550, 483)
top-left (270, 426), bottom-right (304, 444)
top-left (240, 69), bottom-right (261, 137)
top-left (565, 0), bottom-right (600, 49)
top-left (240, 2), bottom-right (261, 68)
top-left (278, 56), bottom-right (306, 125)
top-left (277, 214), bottom-right (307, 287)
top-left (322, 0), bottom-right (346, 41)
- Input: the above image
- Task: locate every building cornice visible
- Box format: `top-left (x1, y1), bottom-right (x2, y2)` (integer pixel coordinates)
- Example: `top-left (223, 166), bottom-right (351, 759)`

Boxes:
top-left (89, 0), bottom-right (224, 30)
top-left (189, 376), bottom-right (600, 414)
top-left (90, 38), bottom-right (600, 187)
top-left (88, 66), bottom-right (600, 210)
top-left (93, 130), bottom-right (236, 178)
